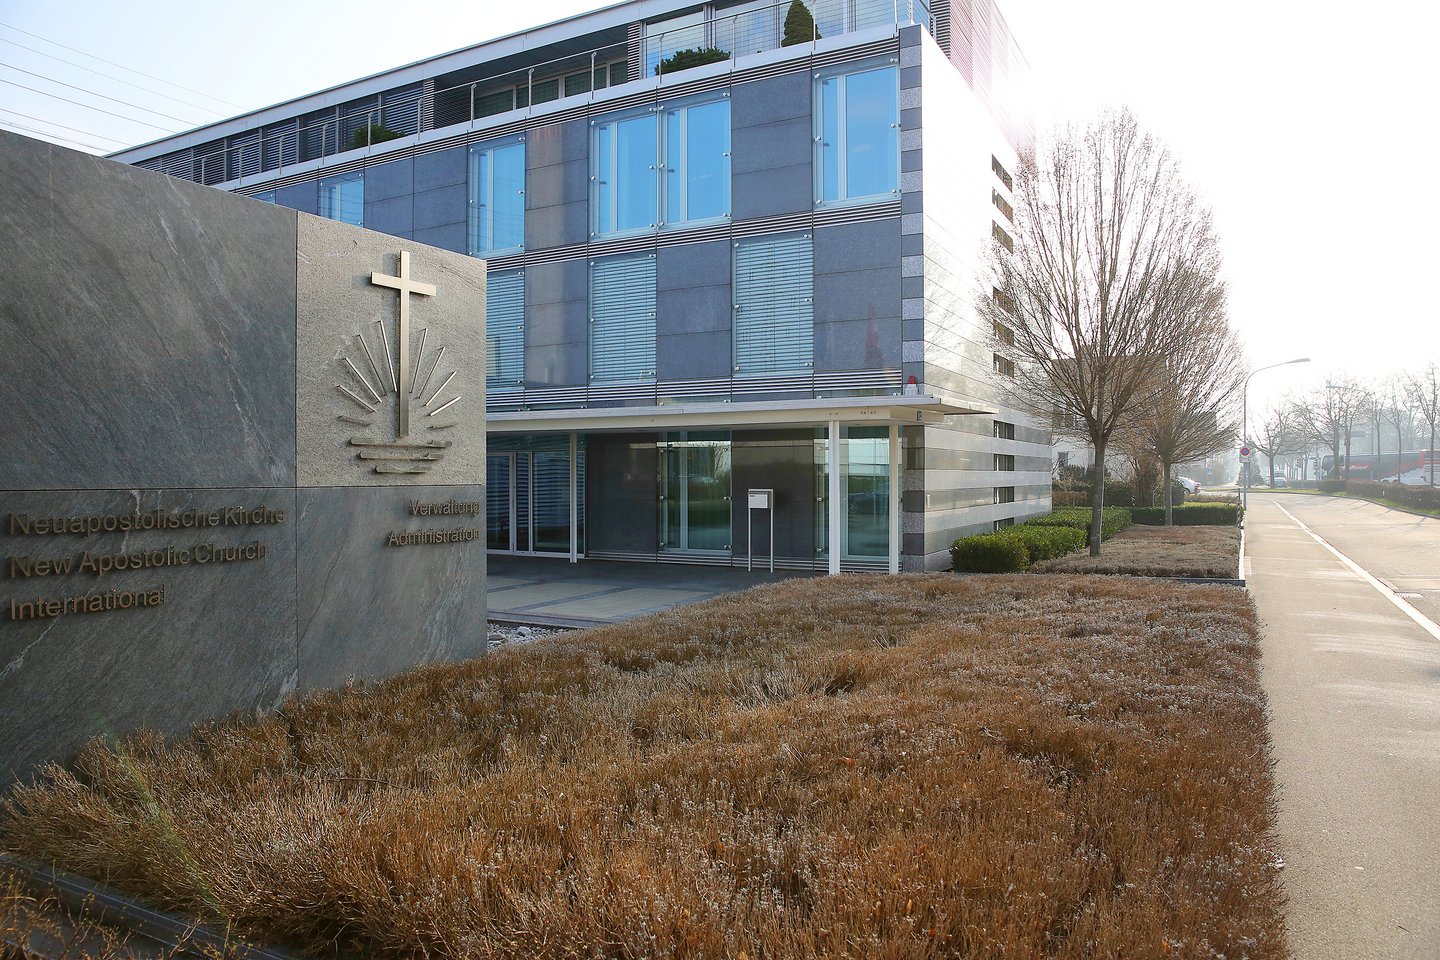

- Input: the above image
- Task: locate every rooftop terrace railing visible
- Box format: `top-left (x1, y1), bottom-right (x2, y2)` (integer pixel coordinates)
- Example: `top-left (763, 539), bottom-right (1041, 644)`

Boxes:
top-left (148, 0), bottom-right (930, 188)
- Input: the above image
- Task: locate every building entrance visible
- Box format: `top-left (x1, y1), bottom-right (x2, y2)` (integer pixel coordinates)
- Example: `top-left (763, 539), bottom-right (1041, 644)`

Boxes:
top-left (486, 450), bottom-right (572, 555)
top-left (659, 433), bottom-right (732, 556)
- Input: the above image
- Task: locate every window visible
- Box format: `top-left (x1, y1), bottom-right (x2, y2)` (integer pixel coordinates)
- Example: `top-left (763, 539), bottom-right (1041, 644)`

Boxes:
top-left (734, 232), bottom-right (813, 375)
top-left (993, 354), bottom-right (1015, 378)
top-left (664, 98), bottom-right (730, 226)
top-left (991, 222), bottom-right (1014, 252)
top-left (993, 420), bottom-right (1015, 440)
top-left (993, 517), bottom-right (1015, 531)
top-left (589, 253), bottom-right (656, 382)
top-left (992, 321), bottom-right (1015, 346)
top-left (591, 96), bottom-right (730, 238)
top-left (815, 62), bottom-right (899, 206)
top-left (468, 137), bottom-right (525, 256)
top-left (994, 454), bottom-right (1015, 472)
top-left (992, 188), bottom-right (1013, 221)
top-left (994, 486), bottom-right (1016, 504)
top-left (486, 270), bottom-right (524, 390)
top-left (318, 171), bottom-right (363, 226)
top-left (991, 155), bottom-right (1013, 190)
top-left (991, 285), bottom-right (1017, 315)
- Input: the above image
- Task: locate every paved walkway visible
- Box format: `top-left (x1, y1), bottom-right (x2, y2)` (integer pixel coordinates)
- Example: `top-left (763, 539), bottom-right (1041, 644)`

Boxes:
top-left (1245, 493), bottom-right (1440, 958)
top-left (486, 555), bottom-right (815, 627)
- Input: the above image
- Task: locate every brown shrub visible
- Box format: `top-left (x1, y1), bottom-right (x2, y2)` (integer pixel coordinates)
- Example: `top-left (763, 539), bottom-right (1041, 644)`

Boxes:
top-left (1032, 525), bottom-right (1241, 579)
top-left (1, 576), bottom-right (1282, 959)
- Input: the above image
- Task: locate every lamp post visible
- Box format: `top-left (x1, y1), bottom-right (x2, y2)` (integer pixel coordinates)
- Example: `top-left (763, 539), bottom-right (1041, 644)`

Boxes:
top-left (1242, 357), bottom-right (1311, 513)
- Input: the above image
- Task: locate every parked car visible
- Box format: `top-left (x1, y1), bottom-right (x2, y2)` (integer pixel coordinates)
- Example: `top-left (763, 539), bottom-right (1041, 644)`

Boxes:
top-left (1177, 476), bottom-right (1200, 495)
top-left (1269, 474), bottom-right (1288, 488)
top-left (1381, 469), bottom-right (1433, 485)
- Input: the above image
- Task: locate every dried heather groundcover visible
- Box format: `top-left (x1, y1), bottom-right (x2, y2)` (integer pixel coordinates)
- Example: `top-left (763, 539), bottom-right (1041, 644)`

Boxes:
top-left (1033, 525), bottom-right (1242, 579)
top-left (1, 575), bottom-right (1283, 959)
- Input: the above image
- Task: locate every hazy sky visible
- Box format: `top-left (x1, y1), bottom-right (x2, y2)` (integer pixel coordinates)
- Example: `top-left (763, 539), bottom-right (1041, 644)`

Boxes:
top-left (2, 0), bottom-right (1435, 415)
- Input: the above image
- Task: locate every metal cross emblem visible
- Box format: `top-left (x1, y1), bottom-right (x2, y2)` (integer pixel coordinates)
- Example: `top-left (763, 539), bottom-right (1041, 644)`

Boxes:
top-left (369, 251), bottom-right (436, 438)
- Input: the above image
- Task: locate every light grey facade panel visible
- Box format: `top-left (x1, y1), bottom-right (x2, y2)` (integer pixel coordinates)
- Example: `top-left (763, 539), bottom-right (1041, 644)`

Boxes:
top-left (364, 194), bottom-right (414, 237)
top-left (413, 182), bottom-right (466, 230)
top-left (363, 156), bottom-right (414, 201)
top-left (414, 145), bottom-right (467, 190)
top-left (412, 221), bottom-right (466, 253)
top-left (657, 329), bottom-right (731, 380)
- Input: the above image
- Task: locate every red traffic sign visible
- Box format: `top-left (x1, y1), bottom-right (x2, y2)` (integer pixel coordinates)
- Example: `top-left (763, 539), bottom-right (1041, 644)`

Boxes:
top-left (1239, 446), bottom-right (1253, 461)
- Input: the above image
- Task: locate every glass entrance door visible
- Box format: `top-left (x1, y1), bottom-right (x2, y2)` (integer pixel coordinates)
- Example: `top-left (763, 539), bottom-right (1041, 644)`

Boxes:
top-left (660, 433), bottom-right (732, 555)
top-left (488, 449), bottom-right (574, 555)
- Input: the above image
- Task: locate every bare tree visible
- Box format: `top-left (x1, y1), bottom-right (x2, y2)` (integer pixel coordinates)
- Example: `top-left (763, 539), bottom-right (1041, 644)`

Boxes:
top-left (1405, 362), bottom-right (1440, 485)
top-left (1254, 403), bottom-right (1299, 488)
top-left (980, 109), bottom-right (1224, 555)
top-left (1374, 377), bottom-right (1416, 480)
top-left (1292, 377), bottom-right (1368, 480)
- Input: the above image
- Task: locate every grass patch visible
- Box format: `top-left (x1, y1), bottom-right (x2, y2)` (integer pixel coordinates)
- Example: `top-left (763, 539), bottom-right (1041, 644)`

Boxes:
top-left (1033, 526), bottom-right (1241, 579)
top-left (1, 576), bottom-right (1281, 958)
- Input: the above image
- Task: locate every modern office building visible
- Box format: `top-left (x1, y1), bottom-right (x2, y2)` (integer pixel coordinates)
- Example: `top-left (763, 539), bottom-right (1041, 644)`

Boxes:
top-left (113, 0), bottom-right (1050, 571)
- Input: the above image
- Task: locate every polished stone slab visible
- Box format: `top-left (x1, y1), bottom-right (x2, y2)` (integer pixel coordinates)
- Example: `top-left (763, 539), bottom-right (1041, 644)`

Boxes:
top-left (0, 132), bottom-right (299, 491)
top-left (0, 487), bottom-right (298, 782)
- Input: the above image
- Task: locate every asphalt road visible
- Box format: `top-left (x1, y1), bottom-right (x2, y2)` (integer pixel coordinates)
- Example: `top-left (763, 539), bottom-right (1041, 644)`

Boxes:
top-left (1245, 493), bottom-right (1440, 959)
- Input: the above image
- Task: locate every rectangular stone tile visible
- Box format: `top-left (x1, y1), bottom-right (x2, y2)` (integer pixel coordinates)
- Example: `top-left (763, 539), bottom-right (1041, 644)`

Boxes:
top-left (536, 587), bottom-right (711, 620)
top-left (296, 483), bottom-right (486, 690)
top-left (487, 581), bottom-right (613, 609)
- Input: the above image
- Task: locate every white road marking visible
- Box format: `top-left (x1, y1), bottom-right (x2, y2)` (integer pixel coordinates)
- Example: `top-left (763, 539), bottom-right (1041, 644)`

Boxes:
top-left (1272, 500), bottom-right (1440, 644)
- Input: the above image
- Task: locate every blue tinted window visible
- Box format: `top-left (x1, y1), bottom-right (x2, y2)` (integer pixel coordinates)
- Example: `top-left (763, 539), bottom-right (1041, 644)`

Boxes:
top-left (665, 98), bottom-right (729, 226)
top-left (592, 111), bottom-right (658, 237)
top-left (815, 63), bottom-right (898, 205)
top-left (468, 138), bottom-right (525, 256)
top-left (318, 172), bottom-right (363, 225)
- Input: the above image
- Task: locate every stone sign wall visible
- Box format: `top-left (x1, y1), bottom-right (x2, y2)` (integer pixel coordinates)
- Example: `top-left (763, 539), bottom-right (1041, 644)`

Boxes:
top-left (0, 131), bottom-right (487, 786)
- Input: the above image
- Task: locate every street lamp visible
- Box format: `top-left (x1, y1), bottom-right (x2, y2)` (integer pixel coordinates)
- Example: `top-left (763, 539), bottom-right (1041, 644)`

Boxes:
top-left (1242, 357), bottom-right (1311, 513)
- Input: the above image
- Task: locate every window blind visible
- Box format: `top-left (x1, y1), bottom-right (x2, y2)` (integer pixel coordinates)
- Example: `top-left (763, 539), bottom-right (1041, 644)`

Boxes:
top-left (486, 270), bottom-right (525, 390)
top-left (590, 254), bottom-right (656, 382)
top-left (733, 232), bottom-right (813, 375)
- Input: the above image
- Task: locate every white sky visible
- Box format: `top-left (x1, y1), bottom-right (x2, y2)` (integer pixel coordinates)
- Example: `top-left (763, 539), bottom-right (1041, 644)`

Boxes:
top-left (1, 0), bottom-right (1435, 415)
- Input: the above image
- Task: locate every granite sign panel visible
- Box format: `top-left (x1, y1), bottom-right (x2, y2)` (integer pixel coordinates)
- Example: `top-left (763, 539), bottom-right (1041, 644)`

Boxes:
top-left (0, 131), bottom-right (487, 786)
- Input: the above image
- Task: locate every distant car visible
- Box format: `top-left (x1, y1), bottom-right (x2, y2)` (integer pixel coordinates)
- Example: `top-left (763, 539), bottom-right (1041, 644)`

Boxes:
top-left (1269, 474), bottom-right (1288, 488)
top-left (1381, 469), bottom-right (1434, 485)
top-left (1177, 476), bottom-right (1200, 495)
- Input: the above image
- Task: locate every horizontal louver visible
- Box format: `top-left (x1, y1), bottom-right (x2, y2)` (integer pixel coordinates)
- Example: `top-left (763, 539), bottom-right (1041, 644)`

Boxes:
top-left (590, 253), bottom-right (656, 383)
top-left (486, 270), bottom-right (525, 390)
top-left (733, 232), bottom-right (812, 375)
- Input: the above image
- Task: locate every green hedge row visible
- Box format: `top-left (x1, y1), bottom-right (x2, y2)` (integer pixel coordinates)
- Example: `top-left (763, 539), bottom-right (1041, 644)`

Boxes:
top-left (950, 524), bottom-right (1088, 573)
top-left (1130, 502), bottom-right (1241, 526)
top-left (1024, 506), bottom-right (1131, 540)
top-left (1341, 479), bottom-right (1440, 512)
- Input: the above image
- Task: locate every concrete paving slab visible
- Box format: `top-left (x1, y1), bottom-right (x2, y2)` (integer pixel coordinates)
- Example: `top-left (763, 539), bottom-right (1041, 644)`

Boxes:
top-left (535, 587), bottom-right (715, 620)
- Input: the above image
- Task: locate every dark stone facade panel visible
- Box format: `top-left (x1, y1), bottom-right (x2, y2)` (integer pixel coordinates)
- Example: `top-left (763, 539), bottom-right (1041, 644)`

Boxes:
top-left (413, 183), bottom-right (467, 231)
top-left (657, 239), bottom-right (730, 290)
top-left (414, 145), bottom-right (467, 190)
top-left (525, 195), bottom-right (588, 250)
top-left (585, 434), bottom-right (658, 554)
top-left (657, 284), bottom-right (731, 336)
top-left (364, 194), bottom-right (414, 237)
top-left (732, 164), bottom-right (812, 221)
top-left (814, 316), bottom-right (902, 372)
top-left (730, 116), bottom-right (811, 177)
top-left (731, 71), bottom-right (810, 127)
top-left (657, 329), bottom-right (730, 381)
top-left (413, 222), bottom-right (467, 253)
top-left (525, 118), bottom-right (587, 166)
top-left (0, 133), bottom-right (299, 491)
top-left (526, 258), bottom-right (588, 306)
top-left (0, 486), bottom-right (299, 786)
top-left (296, 484), bottom-right (487, 691)
top-left (364, 156), bottom-right (414, 202)
top-left (730, 429), bottom-right (818, 564)
top-left (814, 218), bottom-right (902, 274)
top-left (525, 340), bottom-right (587, 388)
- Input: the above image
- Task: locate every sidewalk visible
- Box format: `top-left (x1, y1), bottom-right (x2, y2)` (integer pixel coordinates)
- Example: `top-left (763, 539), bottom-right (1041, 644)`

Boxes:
top-left (1245, 495), bottom-right (1440, 958)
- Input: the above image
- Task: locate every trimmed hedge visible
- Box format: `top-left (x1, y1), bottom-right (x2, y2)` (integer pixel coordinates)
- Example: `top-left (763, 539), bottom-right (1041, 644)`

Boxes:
top-left (1345, 479), bottom-right (1440, 512)
top-left (1130, 503), bottom-right (1241, 526)
top-left (950, 533), bottom-right (1030, 573)
top-left (950, 525), bottom-right (1088, 573)
top-left (1024, 506), bottom-right (1131, 541)
top-left (1317, 479), bottom-right (1346, 493)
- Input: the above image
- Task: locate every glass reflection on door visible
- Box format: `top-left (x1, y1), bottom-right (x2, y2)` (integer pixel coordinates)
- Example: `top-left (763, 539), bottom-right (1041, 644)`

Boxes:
top-left (487, 453), bottom-right (513, 551)
top-left (660, 433), bottom-right (731, 555)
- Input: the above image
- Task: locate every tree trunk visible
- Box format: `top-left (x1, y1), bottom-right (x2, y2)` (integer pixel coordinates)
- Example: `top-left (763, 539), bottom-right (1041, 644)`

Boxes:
top-left (1090, 442), bottom-right (1106, 557)
top-left (1163, 462), bottom-right (1174, 525)
top-left (1431, 422), bottom-right (1436, 486)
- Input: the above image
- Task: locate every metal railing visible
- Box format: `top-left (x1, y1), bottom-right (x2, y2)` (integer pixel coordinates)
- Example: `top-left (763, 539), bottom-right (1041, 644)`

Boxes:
top-left (154, 0), bottom-right (930, 187)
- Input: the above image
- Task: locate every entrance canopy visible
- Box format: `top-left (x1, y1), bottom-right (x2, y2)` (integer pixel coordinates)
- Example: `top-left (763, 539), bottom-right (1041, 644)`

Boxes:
top-left (486, 394), bottom-right (990, 434)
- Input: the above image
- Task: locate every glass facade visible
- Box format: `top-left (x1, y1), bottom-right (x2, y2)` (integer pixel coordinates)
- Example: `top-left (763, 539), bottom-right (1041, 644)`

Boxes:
top-left (815, 63), bottom-right (899, 206)
top-left (318, 171), bottom-right (364, 225)
top-left (733, 232), bottom-right (813, 374)
top-left (468, 138), bottom-right (525, 256)
top-left (487, 436), bottom-right (583, 556)
top-left (485, 270), bottom-right (525, 390)
top-left (663, 98), bottom-right (730, 227)
top-left (815, 427), bottom-right (891, 561)
top-left (589, 253), bottom-right (657, 382)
